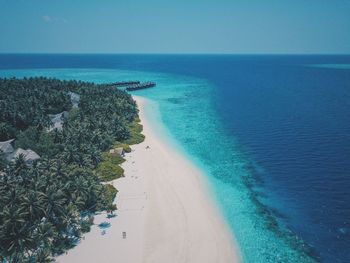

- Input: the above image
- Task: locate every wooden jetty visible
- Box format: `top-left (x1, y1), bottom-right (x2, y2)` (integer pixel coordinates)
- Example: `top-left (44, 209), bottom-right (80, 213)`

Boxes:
top-left (106, 81), bottom-right (140, 87)
top-left (126, 82), bottom-right (156, 91)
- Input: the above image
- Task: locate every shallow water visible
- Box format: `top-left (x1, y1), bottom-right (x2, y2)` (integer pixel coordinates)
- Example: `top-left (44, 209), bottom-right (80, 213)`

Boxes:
top-left (1, 54), bottom-right (350, 262)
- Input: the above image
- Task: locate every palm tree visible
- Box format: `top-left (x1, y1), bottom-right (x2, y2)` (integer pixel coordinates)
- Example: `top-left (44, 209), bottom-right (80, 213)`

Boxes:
top-left (89, 147), bottom-right (101, 167)
top-left (42, 185), bottom-right (66, 222)
top-left (0, 150), bottom-right (6, 170)
top-left (33, 247), bottom-right (53, 263)
top-left (0, 76), bottom-right (141, 259)
top-left (0, 201), bottom-right (33, 261)
top-left (14, 154), bottom-right (27, 172)
top-left (22, 190), bottom-right (45, 221)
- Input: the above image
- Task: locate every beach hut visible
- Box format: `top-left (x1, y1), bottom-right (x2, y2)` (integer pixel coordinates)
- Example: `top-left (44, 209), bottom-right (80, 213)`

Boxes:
top-left (68, 91), bottom-right (80, 108)
top-left (48, 111), bottom-right (69, 132)
top-left (109, 147), bottom-right (125, 157)
top-left (0, 139), bottom-right (15, 155)
top-left (1, 139), bottom-right (41, 166)
top-left (8, 148), bottom-right (41, 165)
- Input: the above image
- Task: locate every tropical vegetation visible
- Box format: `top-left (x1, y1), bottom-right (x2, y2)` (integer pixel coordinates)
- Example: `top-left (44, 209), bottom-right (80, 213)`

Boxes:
top-left (0, 77), bottom-right (142, 262)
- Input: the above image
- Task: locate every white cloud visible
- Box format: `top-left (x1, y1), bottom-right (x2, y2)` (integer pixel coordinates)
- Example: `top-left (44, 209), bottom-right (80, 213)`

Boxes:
top-left (42, 15), bottom-right (68, 24)
top-left (42, 15), bottom-right (52, 22)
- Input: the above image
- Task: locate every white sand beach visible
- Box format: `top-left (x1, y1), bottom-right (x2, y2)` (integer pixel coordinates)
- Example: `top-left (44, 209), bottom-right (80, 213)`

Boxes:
top-left (57, 96), bottom-right (240, 263)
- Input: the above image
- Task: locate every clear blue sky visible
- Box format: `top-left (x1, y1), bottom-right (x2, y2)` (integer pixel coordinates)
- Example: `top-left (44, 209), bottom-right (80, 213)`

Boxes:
top-left (1, 0), bottom-right (350, 54)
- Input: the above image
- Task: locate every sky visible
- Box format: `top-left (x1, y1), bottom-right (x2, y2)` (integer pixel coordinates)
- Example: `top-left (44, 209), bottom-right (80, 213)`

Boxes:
top-left (0, 0), bottom-right (350, 54)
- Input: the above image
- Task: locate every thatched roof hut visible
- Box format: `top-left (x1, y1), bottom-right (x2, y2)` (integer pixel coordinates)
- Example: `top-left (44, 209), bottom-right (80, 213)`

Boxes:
top-left (68, 92), bottom-right (80, 108)
top-left (8, 148), bottom-right (40, 164)
top-left (48, 111), bottom-right (69, 131)
top-left (109, 147), bottom-right (125, 156)
top-left (0, 139), bottom-right (15, 154)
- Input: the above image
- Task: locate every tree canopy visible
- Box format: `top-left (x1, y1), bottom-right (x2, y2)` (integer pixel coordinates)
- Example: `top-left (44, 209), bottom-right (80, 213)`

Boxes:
top-left (0, 77), bottom-right (139, 262)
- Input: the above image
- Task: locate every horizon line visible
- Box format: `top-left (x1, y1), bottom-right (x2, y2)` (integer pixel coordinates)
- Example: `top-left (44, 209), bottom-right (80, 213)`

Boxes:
top-left (1, 52), bottom-right (350, 56)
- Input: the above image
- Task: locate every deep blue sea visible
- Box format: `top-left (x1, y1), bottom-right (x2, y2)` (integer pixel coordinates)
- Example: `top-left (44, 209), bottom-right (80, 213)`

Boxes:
top-left (0, 54), bottom-right (350, 263)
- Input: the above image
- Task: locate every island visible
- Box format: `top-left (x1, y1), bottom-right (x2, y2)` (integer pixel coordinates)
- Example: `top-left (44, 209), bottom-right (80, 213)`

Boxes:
top-left (0, 77), bottom-right (144, 262)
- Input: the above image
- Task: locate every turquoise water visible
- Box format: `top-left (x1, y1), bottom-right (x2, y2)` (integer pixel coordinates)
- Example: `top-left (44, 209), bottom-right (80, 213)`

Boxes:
top-left (0, 68), bottom-right (318, 263)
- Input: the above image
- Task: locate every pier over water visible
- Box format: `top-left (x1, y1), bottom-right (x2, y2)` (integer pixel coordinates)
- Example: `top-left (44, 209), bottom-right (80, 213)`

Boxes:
top-left (126, 82), bottom-right (156, 91)
top-left (107, 80), bottom-right (156, 91)
top-left (106, 81), bottom-right (140, 87)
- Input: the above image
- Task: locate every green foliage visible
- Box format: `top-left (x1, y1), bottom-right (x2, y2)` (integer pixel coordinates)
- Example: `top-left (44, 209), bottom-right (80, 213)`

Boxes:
top-left (112, 118), bottom-right (145, 154)
top-left (66, 107), bottom-right (80, 122)
top-left (102, 152), bottom-right (125, 165)
top-left (0, 77), bottom-right (139, 261)
top-left (0, 122), bottom-right (16, 141)
top-left (15, 126), bottom-right (39, 150)
top-left (80, 216), bottom-right (94, 233)
top-left (95, 152), bottom-right (125, 181)
top-left (114, 142), bottom-right (132, 153)
top-left (0, 161), bottom-right (108, 261)
top-left (95, 161), bottom-right (124, 182)
top-left (36, 132), bottom-right (62, 157)
top-left (15, 126), bottom-right (61, 157)
top-left (122, 118), bottom-right (145, 145)
top-left (0, 77), bottom-right (71, 131)
top-left (0, 150), bottom-right (6, 170)
top-left (99, 184), bottom-right (118, 211)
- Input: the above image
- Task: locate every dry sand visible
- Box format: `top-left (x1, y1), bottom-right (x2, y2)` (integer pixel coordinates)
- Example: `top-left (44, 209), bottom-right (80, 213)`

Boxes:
top-left (57, 96), bottom-right (240, 263)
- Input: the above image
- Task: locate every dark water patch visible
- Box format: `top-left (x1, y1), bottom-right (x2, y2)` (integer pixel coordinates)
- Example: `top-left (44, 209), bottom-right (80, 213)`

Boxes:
top-left (239, 159), bottom-right (320, 262)
top-left (183, 137), bottom-right (197, 144)
top-left (166, 97), bottom-right (185, 104)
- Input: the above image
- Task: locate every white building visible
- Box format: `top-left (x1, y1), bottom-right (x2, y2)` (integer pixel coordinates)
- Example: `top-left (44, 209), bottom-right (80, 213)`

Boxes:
top-left (68, 91), bottom-right (80, 108)
top-left (0, 139), bottom-right (15, 155)
top-left (109, 147), bottom-right (125, 157)
top-left (48, 111), bottom-right (69, 132)
top-left (0, 139), bottom-right (40, 165)
top-left (7, 148), bottom-right (40, 165)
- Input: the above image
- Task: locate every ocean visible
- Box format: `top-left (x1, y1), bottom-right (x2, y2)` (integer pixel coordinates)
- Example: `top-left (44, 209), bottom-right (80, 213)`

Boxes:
top-left (0, 54), bottom-right (349, 263)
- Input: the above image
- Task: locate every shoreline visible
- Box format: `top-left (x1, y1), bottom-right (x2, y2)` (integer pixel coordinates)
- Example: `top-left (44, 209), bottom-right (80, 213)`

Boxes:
top-left (57, 95), bottom-right (240, 263)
